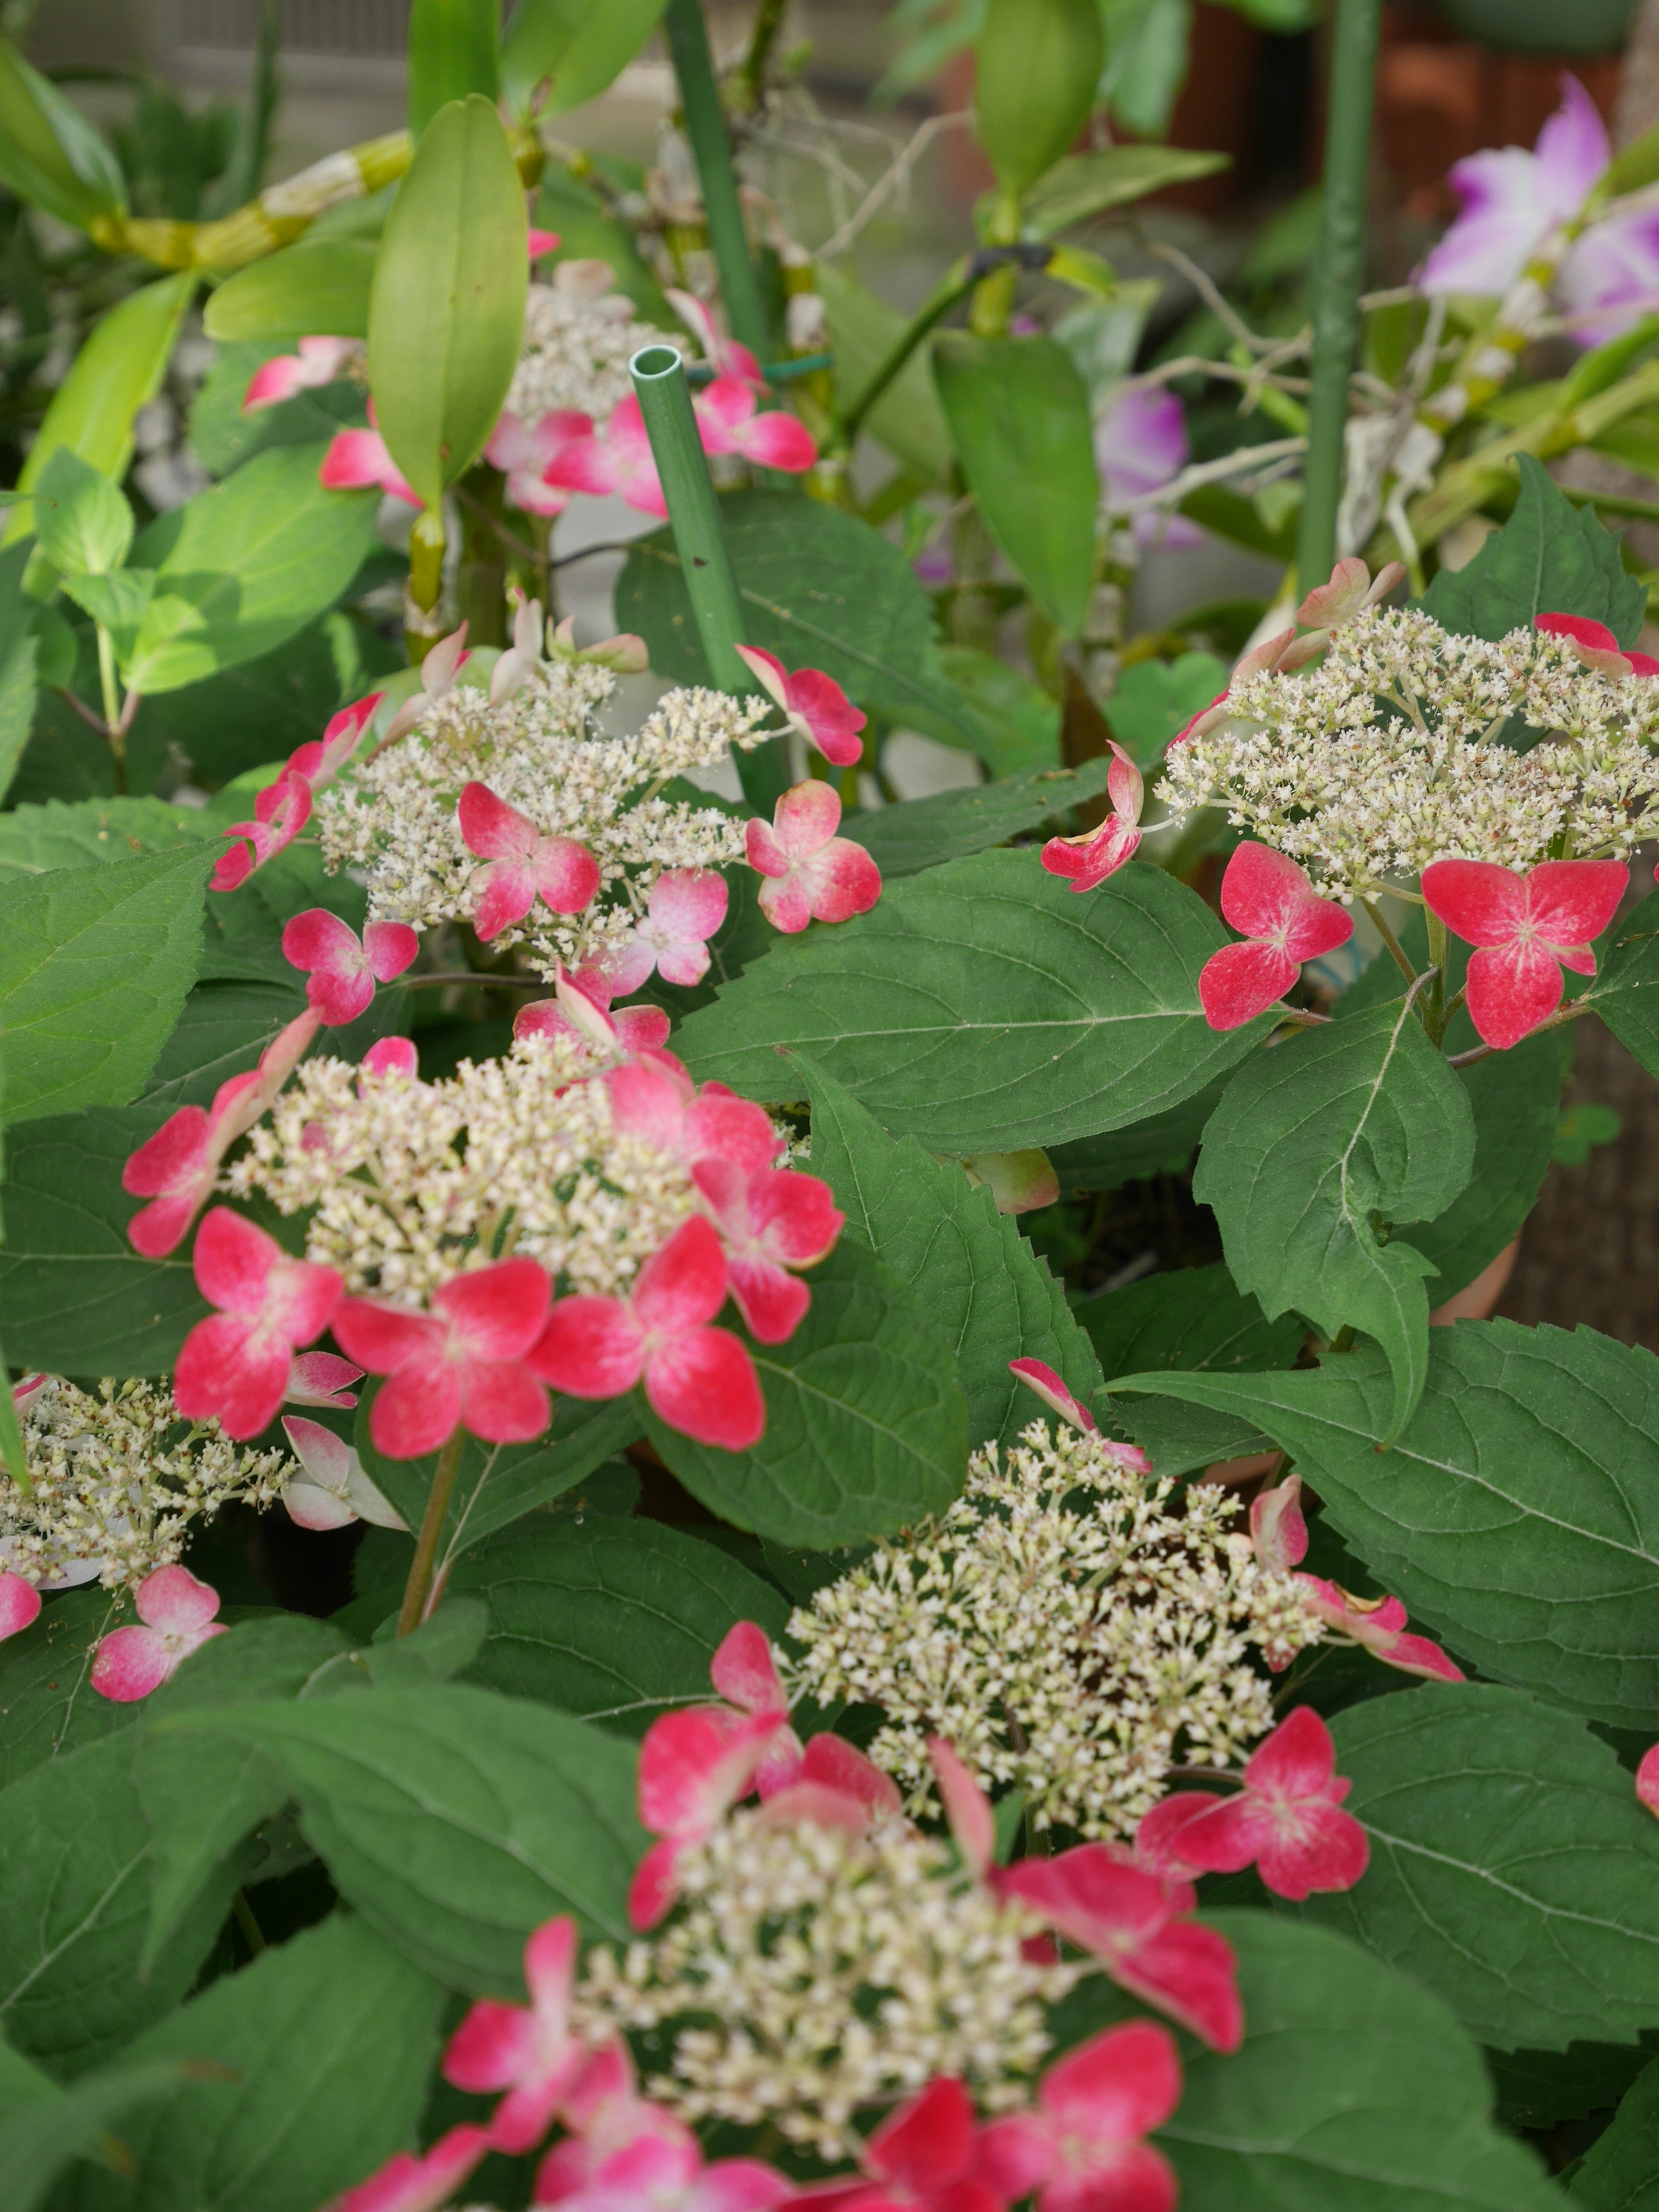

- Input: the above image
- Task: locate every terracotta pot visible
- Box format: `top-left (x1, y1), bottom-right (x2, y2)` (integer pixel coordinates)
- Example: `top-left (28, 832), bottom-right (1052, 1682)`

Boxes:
top-left (1428, 1237), bottom-right (1519, 1325)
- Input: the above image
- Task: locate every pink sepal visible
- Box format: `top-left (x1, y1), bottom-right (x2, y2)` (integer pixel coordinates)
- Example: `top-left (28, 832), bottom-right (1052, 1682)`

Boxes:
top-left (1421, 856), bottom-right (1627, 1050)
top-left (0, 1571), bottom-right (42, 1642)
top-left (286, 1350), bottom-right (363, 1409)
top-left (1198, 842), bottom-right (1352, 1030)
top-left (174, 1208), bottom-right (342, 1439)
top-left (90, 1564), bottom-right (226, 1703)
top-left (1008, 1357), bottom-right (1097, 1434)
top-left (1638, 1745), bottom-right (1659, 1820)
top-left (1041, 742), bottom-right (1145, 893)
top-left (1168, 1706), bottom-right (1369, 1900)
top-left (734, 645), bottom-right (866, 766)
top-left (318, 2124), bottom-right (490, 2212)
top-left (928, 1736), bottom-right (995, 1878)
top-left (331, 1257), bottom-right (553, 1460)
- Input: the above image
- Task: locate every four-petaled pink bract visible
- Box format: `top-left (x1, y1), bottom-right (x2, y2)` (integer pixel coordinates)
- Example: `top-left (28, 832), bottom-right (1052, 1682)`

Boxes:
top-left (628, 1703), bottom-right (789, 1929)
top-left (173, 1208), bottom-right (343, 1439)
top-left (1162, 1705), bottom-right (1370, 1901)
top-left (695, 376), bottom-right (818, 473)
top-left (282, 909), bottom-right (420, 1027)
top-left (744, 780), bottom-right (882, 933)
top-left (601, 871), bottom-right (730, 994)
top-left (735, 645), bottom-right (866, 767)
top-left (1041, 743), bottom-right (1144, 894)
top-left (606, 1056), bottom-right (780, 1175)
top-left (1420, 855), bottom-right (1627, 1051)
top-left (90, 1564), bottom-right (227, 1702)
top-left (691, 1157), bottom-right (842, 1343)
top-left (784, 2076), bottom-right (997, 2212)
top-left (976, 2019), bottom-right (1182, 2212)
top-left (543, 2119), bottom-right (791, 2212)
top-left (1198, 841), bottom-right (1353, 1031)
top-left (332, 1256), bottom-right (554, 1459)
top-left (458, 782), bottom-right (602, 939)
top-left (709, 1620), bottom-right (804, 1797)
top-left (444, 1915), bottom-right (590, 2154)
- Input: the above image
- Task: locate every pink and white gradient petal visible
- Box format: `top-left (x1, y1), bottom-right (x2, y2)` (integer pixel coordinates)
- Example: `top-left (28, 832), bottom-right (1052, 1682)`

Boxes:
top-left (319, 2124), bottom-right (492, 2212)
top-left (0, 1571), bottom-right (42, 1642)
top-left (89, 1564), bottom-right (226, 1702)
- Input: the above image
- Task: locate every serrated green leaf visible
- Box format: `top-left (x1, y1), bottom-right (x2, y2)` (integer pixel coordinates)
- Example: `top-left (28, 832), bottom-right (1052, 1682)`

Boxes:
top-left (1573, 2054), bottom-right (1659, 2209)
top-left (1193, 1001), bottom-right (1476, 1443)
top-left (677, 850), bottom-right (1265, 1155)
top-left (153, 1686), bottom-right (645, 1994)
top-left (933, 334), bottom-right (1099, 634)
top-left (1048, 1078), bottom-right (1227, 1191)
top-left (841, 759), bottom-right (1115, 879)
top-left (1075, 1261), bottom-right (1303, 1377)
top-left (0, 844), bottom-right (215, 1126)
top-left (136, 979), bottom-right (308, 1113)
top-left (645, 1238), bottom-right (967, 1547)
top-left (0, 798), bottom-right (211, 883)
top-left (0, 1586), bottom-right (134, 1789)
top-left (0, 2045), bottom-right (209, 2212)
top-left (797, 1053), bottom-right (1101, 1448)
top-left (33, 447), bottom-right (133, 579)
top-left (1418, 452), bottom-right (1646, 645)
top-left (1103, 1324), bottom-right (1659, 1731)
top-left (454, 1518), bottom-right (788, 1730)
top-left (1301, 1686), bottom-right (1659, 2051)
top-left (0, 632), bottom-right (37, 807)
top-left (1585, 890), bottom-right (1659, 1078)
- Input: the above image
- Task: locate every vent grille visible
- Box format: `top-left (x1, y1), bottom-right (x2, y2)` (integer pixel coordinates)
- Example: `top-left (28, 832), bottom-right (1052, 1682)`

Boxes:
top-left (176, 0), bottom-right (412, 57)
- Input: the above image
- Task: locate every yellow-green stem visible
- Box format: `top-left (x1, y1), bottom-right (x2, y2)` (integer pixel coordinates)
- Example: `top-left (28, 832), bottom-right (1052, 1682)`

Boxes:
top-left (397, 1427), bottom-right (466, 1635)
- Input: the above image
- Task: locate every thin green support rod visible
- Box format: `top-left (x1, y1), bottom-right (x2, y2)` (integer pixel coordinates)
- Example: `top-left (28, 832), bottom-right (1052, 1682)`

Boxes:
top-left (629, 345), bottom-right (788, 809)
top-left (661, 0), bottom-right (770, 365)
top-left (1294, 0), bottom-right (1383, 593)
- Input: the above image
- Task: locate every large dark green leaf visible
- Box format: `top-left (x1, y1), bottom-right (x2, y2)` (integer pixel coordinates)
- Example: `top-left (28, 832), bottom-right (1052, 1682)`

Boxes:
top-left (933, 334), bottom-right (1099, 634)
top-left (136, 980), bottom-right (308, 1113)
top-left (799, 1054), bottom-right (1100, 1448)
top-left (677, 850), bottom-right (1265, 1155)
top-left (1585, 891), bottom-right (1659, 1079)
top-left (0, 1587), bottom-right (133, 1789)
top-left (645, 1238), bottom-right (966, 1547)
top-left (1048, 1080), bottom-right (1227, 1192)
top-left (455, 1518), bottom-right (788, 1731)
top-left (842, 759), bottom-right (1114, 879)
top-left (0, 845), bottom-right (214, 1125)
top-left (1418, 453), bottom-right (1645, 645)
top-left (154, 1686), bottom-right (643, 1994)
top-left (0, 2042), bottom-right (208, 2212)
top-left (1301, 1686), bottom-right (1659, 2052)
top-left (614, 490), bottom-right (985, 751)
top-left (1104, 1325), bottom-right (1659, 1731)
top-left (1192, 1001), bottom-right (1476, 1443)
top-left (1573, 2056), bottom-right (1659, 2209)
top-left (1074, 1262), bottom-right (1303, 1380)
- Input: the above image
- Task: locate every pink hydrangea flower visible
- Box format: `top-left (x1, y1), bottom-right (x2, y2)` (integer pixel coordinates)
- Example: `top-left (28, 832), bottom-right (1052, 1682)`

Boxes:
top-left (242, 334), bottom-right (358, 413)
top-left (601, 870), bottom-right (729, 994)
top-left (1420, 74), bottom-right (1659, 346)
top-left (691, 1158), bottom-right (842, 1342)
top-left (123, 1009), bottom-right (321, 1257)
top-left (332, 1256), bottom-right (554, 1459)
top-left (1094, 386), bottom-right (1201, 550)
top-left (1421, 855), bottom-right (1627, 1050)
top-left (627, 1703), bottom-right (792, 1929)
top-left (1040, 742), bottom-right (1144, 893)
top-left (998, 1844), bottom-right (1243, 2051)
top-left (485, 408), bottom-right (584, 517)
top-left (515, 971), bottom-right (671, 1059)
top-left (286, 1349), bottom-right (363, 1409)
top-left (1159, 1706), bottom-right (1370, 1901)
top-left (1638, 1745), bottom-right (1659, 1820)
top-left (1535, 611), bottom-right (1659, 677)
top-left (606, 1056), bottom-right (782, 1176)
top-left (211, 768), bottom-right (313, 893)
top-left (281, 910), bottom-right (419, 1027)
top-left (528, 1215), bottom-right (764, 1454)
top-left (753, 1731), bottom-right (902, 1835)
top-left (1198, 842), bottom-right (1354, 1031)
top-left (286, 692), bottom-right (383, 792)
top-left (278, 1415), bottom-right (406, 1532)
top-left (457, 782), bottom-right (602, 940)
top-left (976, 2021), bottom-right (1182, 2212)
top-left (705, 1621), bottom-right (804, 1796)
top-left (744, 781), bottom-right (882, 933)
top-left (694, 376), bottom-right (817, 472)
top-left (89, 1564), bottom-right (227, 1702)
top-left (0, 1570), bottom-right (41, 1643)
top-left (735, 645), bottom-right (866, 768)
top-left (444, 1916), bottom-right (590, 2155)
top-left (785, 2077), bottom-right (995, 2212)
top-left (361, 1036), bottom-right (420, 1081)
top-left (319, 410), bottom-right (421, 506)
top-left (544, 395), bottom-right (673, 518)
top-left (320, 2124), bottom-right (491, 2212)
top-left (1168, 626), bottom-right (1300, 750)
top-left (543, 2119), bottom-right (790, 2212)
top-left (666, 289), bottom-right (767, 389)
top-left (381, 624), bottom-right (471, 750)
top-left (174, 1208), bottom-right (343, 1439)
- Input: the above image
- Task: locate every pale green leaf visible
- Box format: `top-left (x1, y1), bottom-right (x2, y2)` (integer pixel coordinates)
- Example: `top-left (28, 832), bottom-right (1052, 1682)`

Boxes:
top-left (202, 240), bottom-right (377, 343)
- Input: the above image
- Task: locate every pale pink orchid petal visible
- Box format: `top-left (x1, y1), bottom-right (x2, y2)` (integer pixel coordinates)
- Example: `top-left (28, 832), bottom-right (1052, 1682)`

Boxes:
top-left (173, 1209), bottom-right (343, 1439)
top-left (1422, 75), bottom-right (1609, 297)
top-left (332, 1257), bottom-right (553, 1460)
top-left (286, 1349), bottom-right (364, 1410)
top-left (319, 2123), bottom-right (492, 2212)
top-left (0, 1571), bottom-right (42, 1642)
top-left (1558, 206), bottom-right (1659, 343)
top-left (90, 1564), bottom-right (226, 1703)
top-left (1638, 1746), bottom-right (1659, 1819)
top-left (1199, 842), bottom-right (1353, 1031)
top-left (1170, 1706), bottom-right (1369, 1901)
top-left (1422, 855), bottom-right (1627, 1050)
top-left (1093, 384), bottom-right (1202, 552)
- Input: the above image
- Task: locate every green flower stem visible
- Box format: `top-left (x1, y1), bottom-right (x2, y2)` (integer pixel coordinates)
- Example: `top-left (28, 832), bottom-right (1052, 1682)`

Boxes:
top-left (1294, 0), bottom-right (1382, 592)
top-left (662, 0), bottom-right (770, 364)
top-left (397, 1425), bottom-right (467, 1636)
top-left (1360, 896), bottom-right (1418, 987)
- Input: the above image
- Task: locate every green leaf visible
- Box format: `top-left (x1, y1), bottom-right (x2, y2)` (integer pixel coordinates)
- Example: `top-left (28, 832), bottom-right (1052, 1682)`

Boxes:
top-left (1298, 1686), bottom-right (1659, 2052)
top-left (1418, 452), bottom-right (1646, 645)
top-left (0, 632), bottom-right (38, 809)
top-left (1023, 144), bottom-right (1230, 235)
top-left (202, 239), bottom-right (377, 343)
top-left (502, 0), bottom-right (673, 118)
top-left (1487, 2043), bottom-right (1648, 2135)
top-left (974, 0), bottom-right (1104, 197)
top-left (1103, 652), bottom-right (1229, 763)
top-left (1192, 1001), bottom-right (1476, 1444)
top-left (188, 340), bottom-right (365, 479)
top-left (0, 798), bottom-right (210, 884)
top-left (1048, 1078), bottom-right (1226, 1191)
top-left (676, 849), bottom-right (1268, 1156)
top-left (410, 0), bottom-right (499, 135)
top-left (615, 490), bottom-right (987, 752)
top-left (841, 759), bottom-right (1115, 878)
top-left (0, 845), bottom-right (214, 1127)
top-left (0, 2045), bottom-right (211, 2212)
top-left (0, 1106), bottom-right (209, 1375)
top-left (1160, 1913), bottom-right (1563, 2211)
top-left (73, 1916), bottom-right (443, 2212)
top-left (32, 448), bottom-right (133, 579)
top-left (798, 1053), bottom-right (1101, 1449)
top-left (60, 571), bottom-right (155, 654)
top-left (933, 334), bottom-right (1099, 635)
top-left (1584, 890), bottom-right (1659, 1079)
top-left (0, 1732), bottom-right (242, 2075)
top-left (644, 1238), bottom-right (968, 1548)
top-left (1573, 2056), bottom-right (1659, 2209)
top-left (0, 1587), bottom-right (134, 1790)
top-left (1101, 0), bottom-right (1191, 140)
top-left (817, 264), bottom-right (952, 481)
top-left (137, 981), bottom-right (309, 1114)
top-left (154, 1687), bottom-right (644, 1994)
top-left (1074, 1260), bottom-right (1303, 1377)
top-left (1104, 1325), bottom-right (1659, 1731)
top-left (4, 278), bottom-right (195, 548)
top-left (123, 445), bottom-right (381, 694)
top-left (0, 37), bottom-right (127, 233)
top-left (368, 95), bottom-right (527, 508)
top-left (454, 1518), bottom-right (788, 1729)
top-left (933, 645), bottom-right (1062, 776)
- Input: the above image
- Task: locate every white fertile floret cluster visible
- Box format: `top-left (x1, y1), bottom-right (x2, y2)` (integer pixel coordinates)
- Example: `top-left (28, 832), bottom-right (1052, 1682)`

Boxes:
top-left (507, 278), bottom-right (679, 421)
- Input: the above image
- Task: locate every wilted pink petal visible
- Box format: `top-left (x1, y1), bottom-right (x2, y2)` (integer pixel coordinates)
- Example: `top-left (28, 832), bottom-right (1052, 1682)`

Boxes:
top-left (0, 1571), bottom-right (41, 1642)
top-left (1297, 1576), bottom-right (1465, 1684)
top-left (282, 909), bottom-right (419, 1027)
top-left (332, 1258), bottom-right (553, 1459)
top-left (319, 2124), bottom-right (491, 2212)
top-left (174, 1209), bottom-right (342, 1439)
top-left (90, 1564), bottom-right (226, 1702)
top-left (1422, 855), bottom-right (1627, 1050)
top-left (286, 1349), bottom-right (363, 1409)
top-left (692, 1157), bottom-right (842, 1343)
top-left (1535, 611), bottom-right (1633, 675)
top-left (735, 645), bottom-right (866, 767)
top-left (1199, 842), bottom-right (1352, 1031)
top-left (1249, 1469), bottom-right (1308, 1574)
top-left (279, 1414), bottom-right (404, 1532)
top-left (1042, 738), bottom-right (1147, 893)
top-left (962, 1149), bottom-right (1060, 1215)
top-left (1170, 1706), bottom-right (1369, 1901)
top-left (243, 334), bottom-right (357, 413)
top-left (378, 624), bottom-right (472, 750)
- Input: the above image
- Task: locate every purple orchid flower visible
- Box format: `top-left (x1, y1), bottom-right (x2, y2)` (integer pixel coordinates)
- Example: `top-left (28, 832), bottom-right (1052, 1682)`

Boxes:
top-left (1420, 74), bottom-right (1659, 346)
top-left (1095, 386), bottom-right (1203, 549)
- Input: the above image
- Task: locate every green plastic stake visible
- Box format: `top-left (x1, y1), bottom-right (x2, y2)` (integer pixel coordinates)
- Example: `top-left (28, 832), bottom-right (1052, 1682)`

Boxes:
top-left (629, 344), bottom-right (788, 810)
top-left (1294, 0), bottom-right (1382, 594)
top-left (661, 0), bottom-right (769, 365)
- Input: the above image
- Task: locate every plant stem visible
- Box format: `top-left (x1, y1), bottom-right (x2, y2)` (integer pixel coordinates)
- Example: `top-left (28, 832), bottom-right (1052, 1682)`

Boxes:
top-left (733, 0), bottom-right (788, 113)
top-left (1360, 896), bottom-right (1417, 987)
top-left (839, 257), bottom-right (976, 449)
top-left (1446, 998), bottom-right (1587, 1068)
top-left (1424, 908), bottom-right (1448, 1039)
top-left (94, 623), bottom-right (129, 793)
top-left (232, 1888), bottom-right (267, 1957)
top-left (1294, 0), bottom-right (1382, 591)
top-left (397, 1426), bottom-right (466, 1635)
top-left (406, 506), bottom-right (447, 659)
top-left (629, 344), bottom-right (788, 810)
top-left (662, 0), bottom-right (769, 362)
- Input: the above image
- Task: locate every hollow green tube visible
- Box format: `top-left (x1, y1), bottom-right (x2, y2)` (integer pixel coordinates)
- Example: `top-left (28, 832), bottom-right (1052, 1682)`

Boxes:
top-left (661, 0), bottom-right (770, 365)
top-left (1294, 0), bottom-right (1382, 593)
